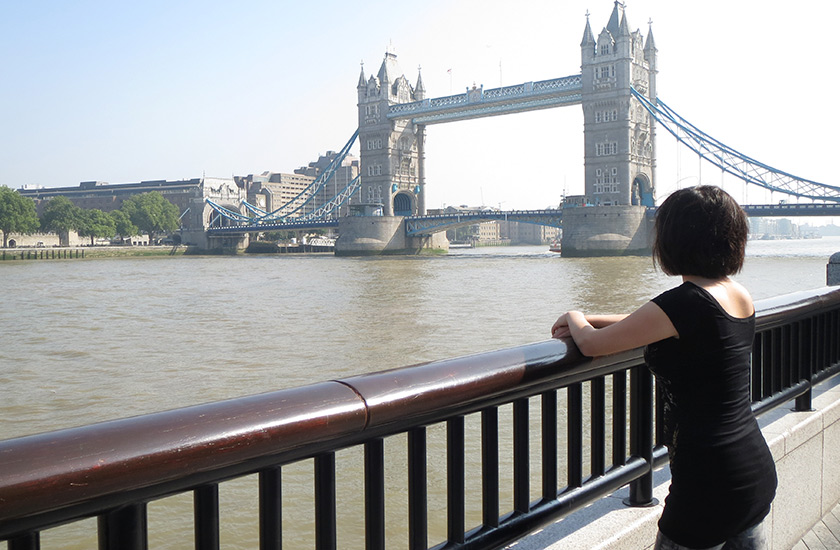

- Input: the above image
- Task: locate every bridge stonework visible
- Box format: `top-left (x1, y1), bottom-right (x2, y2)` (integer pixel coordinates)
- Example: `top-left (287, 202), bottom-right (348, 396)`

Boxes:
top-left (562, 2), bottom-right (659, 256)
top-left (356, 50), bottom-right (427, 217)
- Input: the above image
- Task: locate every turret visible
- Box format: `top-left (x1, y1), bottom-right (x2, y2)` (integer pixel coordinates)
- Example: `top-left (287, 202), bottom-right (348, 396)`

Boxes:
top-left (644, 23), bottom-right (658, 70)
top-left (415, 67), bottom-right (426, 101)
top-left (581, 12), bottom-right (596, 61)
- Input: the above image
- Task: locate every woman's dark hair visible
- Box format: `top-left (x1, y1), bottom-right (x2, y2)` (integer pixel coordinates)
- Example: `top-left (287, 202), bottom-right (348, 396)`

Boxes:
top-left (653, 185), bottom-right (748, 278)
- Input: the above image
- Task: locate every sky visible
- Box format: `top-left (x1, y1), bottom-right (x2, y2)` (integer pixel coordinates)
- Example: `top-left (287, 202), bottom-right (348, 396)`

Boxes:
top-left (1, 0), bottom-right (837, 212)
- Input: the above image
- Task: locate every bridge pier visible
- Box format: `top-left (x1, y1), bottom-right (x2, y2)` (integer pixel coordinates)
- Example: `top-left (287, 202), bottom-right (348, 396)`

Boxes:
top-left (181, 229), bottom-right (249, 253)
top-left (334, 216), bottom-right (448, 256)
top-left (560, 205), bottom-right (653, 257)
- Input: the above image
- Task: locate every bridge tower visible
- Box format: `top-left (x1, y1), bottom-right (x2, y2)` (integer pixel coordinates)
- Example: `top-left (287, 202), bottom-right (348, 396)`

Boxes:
top-left (357, 48), bottom-right (426, 216)
top-left (580, 1), bottom-right (658, 207)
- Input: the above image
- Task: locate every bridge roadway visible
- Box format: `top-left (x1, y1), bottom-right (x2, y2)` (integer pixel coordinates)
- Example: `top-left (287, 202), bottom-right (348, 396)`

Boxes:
top-left (205, 202), bottom-right (840, 238)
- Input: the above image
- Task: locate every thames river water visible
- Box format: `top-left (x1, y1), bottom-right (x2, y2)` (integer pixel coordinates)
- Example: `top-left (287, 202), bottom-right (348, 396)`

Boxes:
top-left (1, 237), bottom-right (837, 548)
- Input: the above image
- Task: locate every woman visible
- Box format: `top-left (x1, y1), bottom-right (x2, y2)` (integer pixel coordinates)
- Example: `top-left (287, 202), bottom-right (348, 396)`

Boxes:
top-left (551, 186), bottom-right (776, 550)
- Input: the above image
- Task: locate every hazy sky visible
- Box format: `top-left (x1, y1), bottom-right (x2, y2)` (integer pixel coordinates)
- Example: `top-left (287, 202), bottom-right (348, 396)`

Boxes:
top-left (1, 0), bottom-right (836, 210)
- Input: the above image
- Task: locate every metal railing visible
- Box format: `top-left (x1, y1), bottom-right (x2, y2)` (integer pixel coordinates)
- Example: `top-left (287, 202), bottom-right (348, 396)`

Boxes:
top-left (2, 287), bottom-right (839, 550)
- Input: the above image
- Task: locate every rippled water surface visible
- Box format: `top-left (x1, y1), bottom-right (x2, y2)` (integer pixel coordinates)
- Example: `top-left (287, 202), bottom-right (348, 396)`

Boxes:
top-left (1, 237), bottom-right (837, 548)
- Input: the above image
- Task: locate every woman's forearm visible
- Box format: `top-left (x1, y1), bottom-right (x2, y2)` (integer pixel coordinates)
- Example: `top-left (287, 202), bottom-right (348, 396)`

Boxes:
top-left (586, 314), bottom-right (628, 328)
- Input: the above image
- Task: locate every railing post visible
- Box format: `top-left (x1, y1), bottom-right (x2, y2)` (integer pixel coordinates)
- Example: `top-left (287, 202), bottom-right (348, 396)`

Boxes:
top-left (481, 407), bottom-right (500, 528)
top-left (259, 467), bottom-right (282, 550)
top-left (613, 371), bottom-right (627, 467)
top-left (541, 391), bottom-right (558, 501)
top-left (567, 384), bottom-right (583, 489)
top-left (447, 416), bottom-right (465, 544)
top-left (364, 439), bottom-right (385, 550)
top-left (8, 532), bottom-right (39, 550)
top-left (194, 484), bottom-right (220, 550)
top-left (98, 504), bottom-right (148, 550)
top-left (513, 398), bottom-right (530, 513)
top-left (314, 453), bottom-right (337, 550)
top-left (624, 366), bottom-right (655, 507)
top-left (408, 427), bottom-right (427, 550)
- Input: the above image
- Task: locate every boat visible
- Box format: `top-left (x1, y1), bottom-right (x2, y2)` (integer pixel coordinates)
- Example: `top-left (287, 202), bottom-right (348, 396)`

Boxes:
top-left (549, 240), bottom-right (561, 253)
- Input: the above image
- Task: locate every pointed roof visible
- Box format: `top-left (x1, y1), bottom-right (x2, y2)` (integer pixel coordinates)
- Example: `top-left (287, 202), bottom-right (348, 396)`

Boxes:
top-left (357, 62), bottom-right (366, 89)
top-left (645, 22), bottom-right (657, 52)
top-left (606, 1), bottom-right (624, 38)
top-left (377, 45), bottom-right (401, 84)
top-left (581, 15), bottom-right (596, 46)
top-left (618, 9), bottom-right (631, 37)
top-left (415, 67), bottom-right (426, 98)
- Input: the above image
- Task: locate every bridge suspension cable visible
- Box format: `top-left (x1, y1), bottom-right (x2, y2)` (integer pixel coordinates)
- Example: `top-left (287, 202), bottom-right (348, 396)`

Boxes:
top-left (244, 129), bottom-right (360, 223)
top-left (205, 130), bottom-right (361, 229)
top-left (631, 88), bottom-right (840, 202)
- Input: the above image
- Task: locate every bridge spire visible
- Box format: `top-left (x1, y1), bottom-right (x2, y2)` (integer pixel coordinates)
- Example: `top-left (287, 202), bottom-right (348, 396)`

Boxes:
top-left (606, 1), bottom-right (625, 38)
top-left (357, 61), bottom-right (366, 89)
top-left (415, 65), bottom-right (426, 100)
top-left (581, 11), bottom-right (596, 47)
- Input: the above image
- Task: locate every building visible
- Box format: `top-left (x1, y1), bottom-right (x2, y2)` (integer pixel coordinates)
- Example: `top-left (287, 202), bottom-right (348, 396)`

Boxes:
top-left (18, 177), bottom-right (244, 233)
top-left (295, 151), bottom-right (361, 218)
top-left (357, 49), bottom-right (426, 216)
top-left (240, 172), bottom-right (316, 216)
top-left (580, 3), bottom-right (657, 206)
top-left (501, 219), bottom-right (560, 245)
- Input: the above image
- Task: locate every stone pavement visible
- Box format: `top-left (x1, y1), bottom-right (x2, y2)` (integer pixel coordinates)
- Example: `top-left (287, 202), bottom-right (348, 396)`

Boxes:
top-left (792, 502), bottom-right (840, 550)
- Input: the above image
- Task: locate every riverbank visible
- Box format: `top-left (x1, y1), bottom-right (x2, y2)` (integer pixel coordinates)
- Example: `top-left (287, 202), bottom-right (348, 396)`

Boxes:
top-left (0, 245), bottom-right (192, 261)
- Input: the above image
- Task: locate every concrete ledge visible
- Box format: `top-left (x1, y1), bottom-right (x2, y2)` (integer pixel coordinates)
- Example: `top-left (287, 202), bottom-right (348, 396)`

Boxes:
top-left (508, 376), bottom-right (840, 550)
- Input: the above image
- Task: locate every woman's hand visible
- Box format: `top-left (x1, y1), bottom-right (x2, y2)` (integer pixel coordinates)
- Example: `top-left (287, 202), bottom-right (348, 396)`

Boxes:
top-left (550, 312), bottom-right (577, 339)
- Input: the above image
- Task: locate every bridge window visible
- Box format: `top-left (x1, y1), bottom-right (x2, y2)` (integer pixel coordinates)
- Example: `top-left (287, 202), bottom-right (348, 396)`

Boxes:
top-left (364, 104), bottom-right (380, 125)
top-left (600, 43), bottom-right (612, 55)
top-left (400, 158), bottom-right (411, 176)
top-left (595, 65), bottom-right (615, 80)
top-left (596, 142), bottom-right (618, 156)
top-left (367, 138), bottom-right (383, 150)
top-left (367, 164), bottom-right (382, 177)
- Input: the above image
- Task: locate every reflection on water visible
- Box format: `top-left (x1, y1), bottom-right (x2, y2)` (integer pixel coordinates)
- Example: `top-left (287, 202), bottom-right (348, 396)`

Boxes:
top-left (2, 237), bottom-right (838, 548)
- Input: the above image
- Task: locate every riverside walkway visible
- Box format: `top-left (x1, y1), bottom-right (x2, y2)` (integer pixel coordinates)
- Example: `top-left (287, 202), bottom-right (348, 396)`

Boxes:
top-left (794, 503), bottom-right (840, 550)
top-left (506, 374), bottom-right (840, 550)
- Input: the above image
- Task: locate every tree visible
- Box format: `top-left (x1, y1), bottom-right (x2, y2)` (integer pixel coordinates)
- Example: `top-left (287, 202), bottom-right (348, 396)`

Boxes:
top-left (0, 186), bottom-right (39, 247)
top-left (78, 209), bottom-right (116, 246)
top-left (120, 192), bottom-right (180, 244)
top-left (41, 196), bottom-right (83, 234)
top-left (109, 209), bottom-right (138, 240)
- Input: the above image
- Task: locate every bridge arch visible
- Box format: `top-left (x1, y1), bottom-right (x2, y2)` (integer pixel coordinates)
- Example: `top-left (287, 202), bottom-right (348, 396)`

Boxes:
top-left (393, 192), bottom-right (413, 216)
top-left (631, 173), bottom-right (654, 207)
top-left (204, 202), bottom-right (244, 228)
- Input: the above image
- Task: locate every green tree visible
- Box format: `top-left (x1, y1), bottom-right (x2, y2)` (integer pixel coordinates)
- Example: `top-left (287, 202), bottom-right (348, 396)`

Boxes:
top-left (78, 209), bottom-right (116, 246)
top-left (41, 196), bottom-right (83, 234)
top-left (120, 192), bottom-right (179, 244)
top-left (0, 186), bottom-right (40, 247)
top-left (109, 209), bottom-right (138, 239)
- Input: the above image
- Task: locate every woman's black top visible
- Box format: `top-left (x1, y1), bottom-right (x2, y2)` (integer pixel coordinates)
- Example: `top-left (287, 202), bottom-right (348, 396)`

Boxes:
top-left (645, 282), bottom-right (777, 548)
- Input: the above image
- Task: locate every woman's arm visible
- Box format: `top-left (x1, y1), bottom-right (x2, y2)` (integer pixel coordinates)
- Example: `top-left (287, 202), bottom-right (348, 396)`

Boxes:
top-left (553, 302), bottom-right (677, 357)
top-left (551, 313), bottom-right (627, 338)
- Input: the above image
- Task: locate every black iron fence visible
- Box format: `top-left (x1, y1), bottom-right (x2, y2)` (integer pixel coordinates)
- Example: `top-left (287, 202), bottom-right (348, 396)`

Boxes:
top-left (2, 287), bottom-right (839, 550)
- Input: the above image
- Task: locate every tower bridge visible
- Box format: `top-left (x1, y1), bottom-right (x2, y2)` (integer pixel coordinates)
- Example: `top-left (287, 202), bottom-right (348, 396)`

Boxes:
top-left (204, 1), bottom-right (837, 256)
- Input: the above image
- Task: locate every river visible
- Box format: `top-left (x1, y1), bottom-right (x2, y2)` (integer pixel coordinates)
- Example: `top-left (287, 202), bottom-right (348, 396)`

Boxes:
top-left (1, 237), bottom-right (837, 548)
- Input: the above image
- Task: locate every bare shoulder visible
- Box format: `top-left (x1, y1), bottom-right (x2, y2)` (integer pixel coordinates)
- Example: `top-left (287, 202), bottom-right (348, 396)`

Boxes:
top-left (698, 278), bottom-right (754, 318)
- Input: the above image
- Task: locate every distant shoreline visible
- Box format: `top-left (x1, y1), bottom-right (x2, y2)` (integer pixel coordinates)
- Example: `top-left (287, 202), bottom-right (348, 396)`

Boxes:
top-left (1, 245), bottom-right (195, 261)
